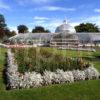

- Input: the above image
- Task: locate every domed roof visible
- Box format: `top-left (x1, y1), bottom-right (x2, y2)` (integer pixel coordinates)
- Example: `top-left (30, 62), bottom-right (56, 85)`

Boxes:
top-left (55, 20), bottom-right (76, 34)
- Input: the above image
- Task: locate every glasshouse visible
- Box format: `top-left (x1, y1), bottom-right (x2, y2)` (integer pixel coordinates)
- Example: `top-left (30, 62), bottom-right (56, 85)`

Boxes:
top-left (9, 20), bottom-right (100, 48)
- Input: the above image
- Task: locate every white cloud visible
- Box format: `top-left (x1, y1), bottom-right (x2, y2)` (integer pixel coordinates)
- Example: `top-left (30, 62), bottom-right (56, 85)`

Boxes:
top-left (28, 18), bottom-right (64, 32)
top-left (71, 22), bottom-right (80, 27)
top-left (31, 0), bottom-right (51, 4)
top-left (32, 16), bottom-right (100, 32)
top-left (94, 9), bottom-right (100, 13)
top-left (71, 16), bottom-right (100, 28)
top-left (0, 0), bottom-right (10, 10)
top-left (33, 16), bottom-right (49, 20)
top-left (35, 6), bottom-right (76, 11)
top-left (9, 26), bottom-right (18, 32)
top-left (84, 16), bottom-right (100, 22)
top-left (16, 0), bottom-right (52, 6)
top-left (83, 16), bottom-right (100, 27)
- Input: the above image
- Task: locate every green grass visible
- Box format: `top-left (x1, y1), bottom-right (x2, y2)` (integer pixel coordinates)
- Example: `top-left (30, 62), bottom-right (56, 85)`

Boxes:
top-left (38, 47), bottom-right (94, 58)
top-left (0, 48), bottom-right (7, 91)
top-left (0, 80), bottom-right (100, 100)
top-left (0, 47), bottom-right (100, 100)
top-left (93, 61), bottom-right (100, 72)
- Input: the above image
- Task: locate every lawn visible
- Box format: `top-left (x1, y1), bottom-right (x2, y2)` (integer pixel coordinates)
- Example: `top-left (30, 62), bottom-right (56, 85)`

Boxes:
top-left (0, 47), bottom-right (100, 100)
top-left (0, 80), bottom-right (100, 100)
top-left (0, 47), bottom-right (7, 91)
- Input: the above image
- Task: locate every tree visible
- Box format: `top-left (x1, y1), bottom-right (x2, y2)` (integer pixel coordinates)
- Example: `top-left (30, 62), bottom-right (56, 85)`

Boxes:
top-left (0, 14), bottom-right (16, 42)
top-left (0, 14), bottom-right (7, 39)
top-left (0, 14), bottom-right (6, 29)
top-left (17, 25), bottom-right (28, 33)
top-left (3, 30), bottom-right (16, 43)
top-left (10, 31), bottom-right (16, 36)
top-left (32, 26), bottom-right (50, 33)
top-left (75, 23), bottom-right (100, 32)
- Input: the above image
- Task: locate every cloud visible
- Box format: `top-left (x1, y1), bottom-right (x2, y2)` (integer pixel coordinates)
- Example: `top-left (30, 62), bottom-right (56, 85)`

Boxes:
top-left (82, 16), bottom-right (100, 25)
top-left (0, 0), bottom-right (10, 10)
top-left (70, 16), bottom-right (100, 28)
top-left (32, 16), bottom-right (100, 32)
top-left (33, 16), bottom-right (49, 20)
top-left (28, 18), bottom-right (65, 32)
top-left (94, 9), bottom-right (100, 13)
top-left (34, 6), bottom-right (76, 11)
top-left (71, 16), bottom-right (100, 28)
top-left (31, 0), bottom-right (51, 4)
top-left (71, 22), bottom-right (80, 27)
top-left (16, 0), bottom-right (53, 6)
top-left (9, 26), bottom-right (18, 32)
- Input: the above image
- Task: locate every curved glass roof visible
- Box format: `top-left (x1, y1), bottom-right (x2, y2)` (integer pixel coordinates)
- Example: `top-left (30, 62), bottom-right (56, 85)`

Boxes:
top-left (9, 33), bottom-right (100, 44)
top-left (9, 33), bottom-right (53, 41)
top-left (55, 20), bottom-right (76, 34)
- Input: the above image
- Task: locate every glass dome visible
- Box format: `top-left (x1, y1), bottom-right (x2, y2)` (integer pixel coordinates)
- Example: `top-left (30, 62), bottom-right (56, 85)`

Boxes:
top-left (55, 20), bottom-right (76, 34)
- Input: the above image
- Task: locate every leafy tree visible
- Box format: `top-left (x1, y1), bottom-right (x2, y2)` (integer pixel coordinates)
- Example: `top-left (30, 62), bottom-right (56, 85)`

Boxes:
top-left (3, 30), bottom-right (17, 43)
top-left (17, 25), bottom-right (28, 33)
top-left (32, 26), bottom-right (50, 33)
top-left (0, 14), bottom-right (6, 29)
top-left (10, 31), bottom-right (16, 36)
top-left (0, 14), bottom-right (16, 42)
top-left (75, 23), bottom-right (100, 32)
top-left (0, 14), bottom-right (7, 39)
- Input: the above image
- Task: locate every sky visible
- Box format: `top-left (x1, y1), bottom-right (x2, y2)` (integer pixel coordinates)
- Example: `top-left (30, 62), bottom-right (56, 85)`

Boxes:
top-left (0, 0), bottom-right (100, 32)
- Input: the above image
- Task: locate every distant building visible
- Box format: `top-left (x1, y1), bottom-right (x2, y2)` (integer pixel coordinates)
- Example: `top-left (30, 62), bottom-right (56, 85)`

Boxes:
top-left (50, 20), bottom-right (79, 48)
top-left (9, 20), bottom-right (100, 48)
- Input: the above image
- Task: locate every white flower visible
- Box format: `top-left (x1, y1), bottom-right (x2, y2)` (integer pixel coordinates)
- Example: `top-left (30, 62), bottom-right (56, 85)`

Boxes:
top-left (72, 70), bottom-right (85, 81)
top-left (56, 69), bottom-right (74, 83)
top-left (84, 66), bottom-right (100, 80)
top-left (43, 70), bottom-right (54, 85)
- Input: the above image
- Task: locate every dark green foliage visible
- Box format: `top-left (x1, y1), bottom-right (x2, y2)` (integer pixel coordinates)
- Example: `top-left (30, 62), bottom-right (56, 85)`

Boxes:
top-left (0, 14), bottom-right (7, 40)
top-left (32, 26), bottom-right (50, 33)
top-left (0, 14), bottom-right (16, 41)
top-left (17, 25), bottom-right (28, 33)
top-left (0, 14), bottom-right (6, 29)
top-left (75, 23), bottom-right (100, 32)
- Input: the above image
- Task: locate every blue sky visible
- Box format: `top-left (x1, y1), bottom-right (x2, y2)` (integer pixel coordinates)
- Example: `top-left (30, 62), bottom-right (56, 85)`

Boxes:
top-left (0, 0), bottom-right (100, 32)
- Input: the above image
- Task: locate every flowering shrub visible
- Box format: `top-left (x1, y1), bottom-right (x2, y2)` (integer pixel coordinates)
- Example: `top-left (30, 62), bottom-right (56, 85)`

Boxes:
top-left (72, 70), bottom-right (85, 81)
top-left (43, 70), bottom-right (54, 85)
top-left (84, 65), bottom-right (100, 80)
top-left (56, 69), bottom-right (74, 83)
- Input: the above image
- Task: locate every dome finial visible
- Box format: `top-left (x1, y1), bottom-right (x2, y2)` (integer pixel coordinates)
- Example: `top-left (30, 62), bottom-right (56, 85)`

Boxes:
top-left (63, 19), bottom-right (68, 24)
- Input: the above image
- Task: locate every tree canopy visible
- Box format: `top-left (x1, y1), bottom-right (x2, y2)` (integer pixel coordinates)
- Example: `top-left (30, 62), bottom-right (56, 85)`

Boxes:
top-left (0, 14), bottom-right (7, 39)
top-left (0, 14), bottom-right (7, 29)
top-left (32, 26), bottom-right (50, 33)
top-left (17, 25), bottom-right (28, 33)
top-left (0, 14), bottom-right (16, 41)
top-left (75, 23), bottom-right (100, 32)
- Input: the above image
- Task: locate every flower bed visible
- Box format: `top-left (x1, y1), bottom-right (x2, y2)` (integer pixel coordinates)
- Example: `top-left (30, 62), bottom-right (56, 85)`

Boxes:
top-left (6, 49), bottom-right (100, 89)
top-left (11, 48), bottom-right (91, 73)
